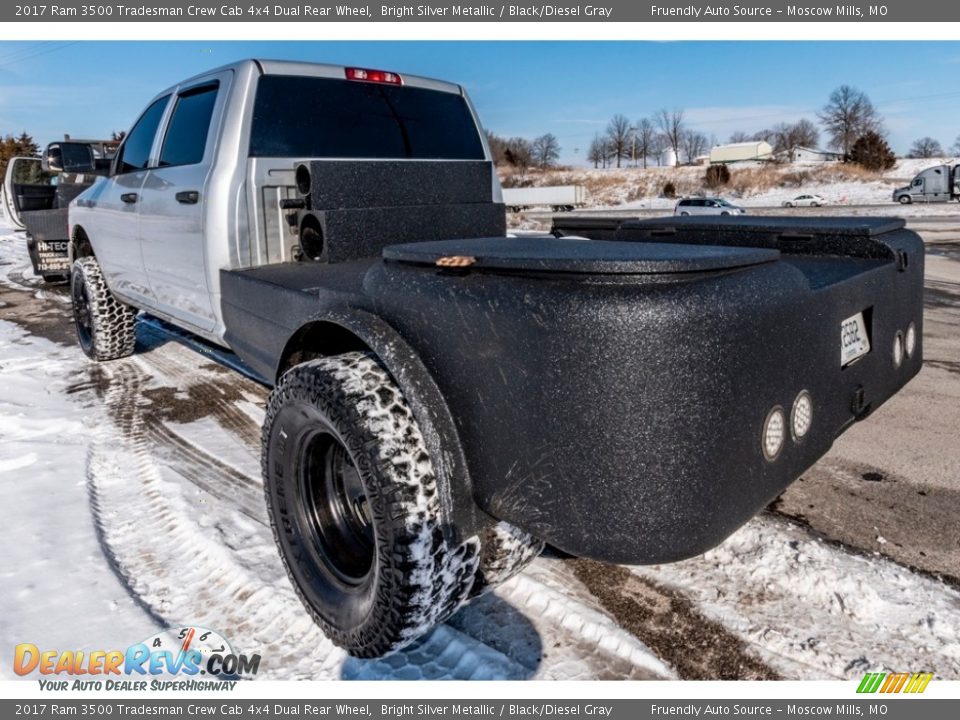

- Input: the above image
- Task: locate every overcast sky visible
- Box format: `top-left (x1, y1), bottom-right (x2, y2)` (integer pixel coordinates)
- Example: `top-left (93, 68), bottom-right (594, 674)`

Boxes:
top-left (2, 40), bottom-right (960, 164)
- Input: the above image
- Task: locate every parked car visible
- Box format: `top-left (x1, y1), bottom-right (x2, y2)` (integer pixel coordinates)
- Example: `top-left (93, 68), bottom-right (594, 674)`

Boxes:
top-left (783, 194), bottom-right (826, 208)
top-left (674, 197), bottom-right (746, 216)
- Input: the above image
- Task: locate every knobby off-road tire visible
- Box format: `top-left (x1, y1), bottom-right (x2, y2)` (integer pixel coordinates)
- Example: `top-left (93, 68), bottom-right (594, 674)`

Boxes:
top-left (262, 352), bottom-right (482, 657)
top-left (71, 257), bottom-right (138, 361)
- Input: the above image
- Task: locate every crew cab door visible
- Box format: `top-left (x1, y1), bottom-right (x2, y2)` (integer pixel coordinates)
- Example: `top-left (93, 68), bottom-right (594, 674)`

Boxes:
top-left (81, 94), bottom-right (171, 304)
top-left (138, 75), bottom-right (226, 333)
top-left (3, 157), bottom-right (56, 229)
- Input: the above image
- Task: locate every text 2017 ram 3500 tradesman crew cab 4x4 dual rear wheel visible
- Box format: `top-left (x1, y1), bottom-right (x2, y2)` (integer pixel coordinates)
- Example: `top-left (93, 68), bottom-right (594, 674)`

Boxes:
top-left (65, 60), bottom-right (923, 657)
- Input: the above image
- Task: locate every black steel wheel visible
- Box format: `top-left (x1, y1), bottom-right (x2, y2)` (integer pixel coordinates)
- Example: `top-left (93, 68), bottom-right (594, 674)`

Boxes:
top-left (297, 430), bottom-right (374, 586)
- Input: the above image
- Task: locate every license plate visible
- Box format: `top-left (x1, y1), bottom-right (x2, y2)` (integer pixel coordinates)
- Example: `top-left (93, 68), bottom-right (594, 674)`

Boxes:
top-left (841, 312), bottom-right (870, 366)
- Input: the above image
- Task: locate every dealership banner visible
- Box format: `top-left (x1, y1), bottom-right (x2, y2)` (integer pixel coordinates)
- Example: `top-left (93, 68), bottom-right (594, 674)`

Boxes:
top-left (0, 1), bottom-right (953, 23)
top-left (1, 700), bottom-right (959, 718)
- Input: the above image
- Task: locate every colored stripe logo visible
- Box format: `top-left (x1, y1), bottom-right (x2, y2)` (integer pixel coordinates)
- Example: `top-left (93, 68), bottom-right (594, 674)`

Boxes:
top-left (857, 672), bottom-right (933, 694)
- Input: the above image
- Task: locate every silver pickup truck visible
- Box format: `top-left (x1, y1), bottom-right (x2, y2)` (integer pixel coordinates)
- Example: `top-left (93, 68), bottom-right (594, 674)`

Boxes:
top-left (67, 59), bottom-right (923, 658)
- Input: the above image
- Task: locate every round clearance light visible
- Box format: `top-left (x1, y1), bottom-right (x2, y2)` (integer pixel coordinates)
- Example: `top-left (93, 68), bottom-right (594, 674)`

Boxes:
top-left (893, 331), bottom-right (904, 369)
top-left (791, 391), bottom-right (813, 441)
top-left (762, 406), bottom-right (786, 462)
top-left (905, 322), bottom-right (917, 359)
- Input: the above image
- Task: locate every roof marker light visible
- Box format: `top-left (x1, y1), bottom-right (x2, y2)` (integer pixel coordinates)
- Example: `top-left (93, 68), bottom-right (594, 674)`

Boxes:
top-left (345, 67), bottom-right (403, 85)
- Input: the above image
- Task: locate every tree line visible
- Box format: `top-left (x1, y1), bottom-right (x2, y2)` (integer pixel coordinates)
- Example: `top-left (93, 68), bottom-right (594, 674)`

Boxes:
top-left (490, 85), bottom-right (960, 172)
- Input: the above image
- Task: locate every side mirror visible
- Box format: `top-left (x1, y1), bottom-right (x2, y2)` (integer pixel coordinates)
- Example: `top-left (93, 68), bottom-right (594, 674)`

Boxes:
top-left (43, 142), bottom-right (96, 173)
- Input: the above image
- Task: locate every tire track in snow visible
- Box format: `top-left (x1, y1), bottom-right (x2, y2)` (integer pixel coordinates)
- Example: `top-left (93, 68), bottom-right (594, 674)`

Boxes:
top-left (86, 360), bottom-right (538, 679)
top-left (84, 355), bottom-right (671, 679)
top-left (568, 559), bottom-right (779, 680)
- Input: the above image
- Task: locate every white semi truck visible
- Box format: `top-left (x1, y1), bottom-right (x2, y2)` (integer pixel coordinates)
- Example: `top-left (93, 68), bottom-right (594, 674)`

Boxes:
top-left (893, 163), bottom-right (960, 204)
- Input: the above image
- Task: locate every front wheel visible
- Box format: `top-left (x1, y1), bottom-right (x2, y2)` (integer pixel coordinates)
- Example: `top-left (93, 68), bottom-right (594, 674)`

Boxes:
top-left (898, 195), bottom-right (912, 205)
top-left (70, 257), bottom-right (137, 361)
top-left (262, 352), bottom-right (480, 657)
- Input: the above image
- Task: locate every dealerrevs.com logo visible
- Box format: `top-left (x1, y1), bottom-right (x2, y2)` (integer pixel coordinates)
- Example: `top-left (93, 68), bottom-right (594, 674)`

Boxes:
top-left (13, 626), bottom-right (261, 691)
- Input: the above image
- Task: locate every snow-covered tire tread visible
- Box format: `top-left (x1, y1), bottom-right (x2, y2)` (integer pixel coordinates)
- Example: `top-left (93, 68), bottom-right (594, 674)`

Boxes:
top-left (72, 256), bottom-right (137, 361)
top-left (263, 352), bottom-right (481, 657)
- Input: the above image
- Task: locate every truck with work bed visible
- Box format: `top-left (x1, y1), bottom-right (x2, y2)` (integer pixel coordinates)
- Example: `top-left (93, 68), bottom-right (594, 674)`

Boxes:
top-left (66, 59), bottom-right (924, 658)
top-left (2, 139), bottom-right (117, 281)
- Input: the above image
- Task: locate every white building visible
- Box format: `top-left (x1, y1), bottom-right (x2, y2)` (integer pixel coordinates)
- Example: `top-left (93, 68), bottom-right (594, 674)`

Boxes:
top-left (709, 141), bottom-right (774, 164)
top-left (778, 146), bottom-right (844, 163)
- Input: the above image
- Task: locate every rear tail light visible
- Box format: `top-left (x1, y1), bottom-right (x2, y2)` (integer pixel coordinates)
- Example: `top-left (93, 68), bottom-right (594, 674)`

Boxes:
top-left (345, 67), bottom-right (403, 85)
top-left (893, 331), bottom-right (904, 369)
top-left (762, 406), bottom-right (786, 462)
top-left (791, 391), bottom-right (813, 440)
top-left (905, 322), bottom-right (917, 358)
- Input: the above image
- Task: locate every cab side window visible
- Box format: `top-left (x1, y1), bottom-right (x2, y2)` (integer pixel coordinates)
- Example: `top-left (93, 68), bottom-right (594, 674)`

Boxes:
top-left (115, 96), bottom-right (170, 175)
top-left (158, 83), bottom-right (219, 168)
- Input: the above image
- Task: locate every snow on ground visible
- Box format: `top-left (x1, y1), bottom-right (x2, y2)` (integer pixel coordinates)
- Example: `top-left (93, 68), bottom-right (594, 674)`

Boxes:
top-left (0, 319), bottom-right (162, 676)
top-left (635, 516), bottom-right (960, 679)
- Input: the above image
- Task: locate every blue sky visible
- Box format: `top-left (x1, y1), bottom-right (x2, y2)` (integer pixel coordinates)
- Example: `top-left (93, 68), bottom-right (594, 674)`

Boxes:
top-left (2, 41), bottom-right (960, 164)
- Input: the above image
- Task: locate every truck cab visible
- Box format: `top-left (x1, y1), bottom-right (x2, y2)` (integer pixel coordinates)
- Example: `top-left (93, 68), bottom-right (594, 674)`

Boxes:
top-left (69, 59), bottom-right (501, 344)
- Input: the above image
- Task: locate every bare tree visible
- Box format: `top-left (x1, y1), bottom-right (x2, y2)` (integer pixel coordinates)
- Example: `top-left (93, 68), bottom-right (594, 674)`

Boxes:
top-left (486, 131), bottom-right (507, 165)
top-left (791, 119), bottom-right (820, 149)
top-left (951, 135), bottom-right (960, 156)
top-left (588, 134), bottom-right (611, 169)
top-left (656, 108), bottom-right (685, 162)
top-left (651, 133), bottom-right (668, 166)
top-left (531, 133), bottom-right (561, 169)
top-left (681, 130), bottom-right (708, 164)
top-left (818, 85), bottom-right (884, 159)
top-left (633, 117), bottom-right (656, 168)
top-left (728, 130), bottom-right (752, 144)
top-left (908, 137), bottom-right (943, 159)
top-left (605, 114), bottom-right (632, 169)
top-left (752, 128), bottom-right (775, 144)
top-left (504, 137), bottom-right (533, 177)
top-left (770, 119), bottom-right (820, 154)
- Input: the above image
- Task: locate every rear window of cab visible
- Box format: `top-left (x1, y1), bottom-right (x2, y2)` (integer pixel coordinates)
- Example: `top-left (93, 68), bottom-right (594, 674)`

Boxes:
top-left (249, 75), bottom-right (486, 160)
